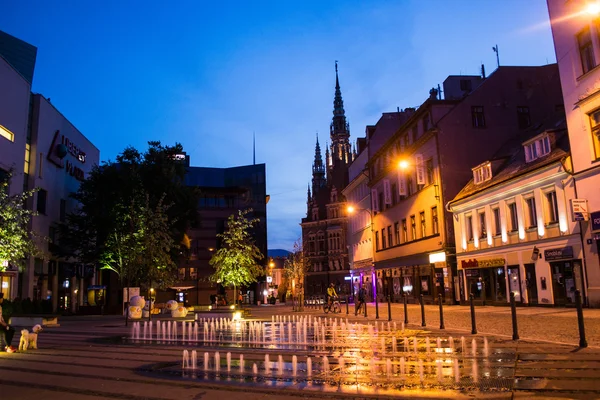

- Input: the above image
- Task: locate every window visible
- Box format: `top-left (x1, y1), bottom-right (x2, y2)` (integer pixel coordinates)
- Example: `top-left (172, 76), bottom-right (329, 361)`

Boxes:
top-left (60, 199), bottom-right (66, 222)
top-left (589, 109), bottom-right (600, 158)
top-left (412, 126), bottom-right (418, 142)
top-left (178, 268), bottom-right (186, 280)
top-left (524, 135), bottom-right (551, 162)
top-left (37, 189), bottom-right (47, 215)
top-left (0, 125), bottom-right (14, 142)
top-left (426, 159), bottom-right (434, 185)
top-left (381, 228), bottom-right (387, 249)
top-left (472, 106), bottom-right (486, 128)
top-left (379, 192), bottom-right (385, 210)
top-left (546, 191), bottom-right (559, 224)
top-left (394, 222), bottom-right (400, 245)
top-left (420, 211), bottom-right (426, 238)
top-left (493, 207), bottom-right (501, 236)
top-left (387, 226), bottom-right (393, 247)
top-left (431, 206), bottom-right (439, 235)
top-left (391, 183), bottom-right (397, 205)
top-left (24, 143), bottom-right (31, 173)
top-left (375, 231), bottom-right (380, 250)
top-left (410, 215), bottom-right (416, 241)
top-left (508, 202), bottom-right (518, 232)
top-left (479, 211), bottom-right (486, 238)
top-left (473, 163), bottom-right (492, 184)
top-left (578, 26), bottom-right (596, 75)
top-left (407, 176), bottom-right (413, 196)
top-left (189, 268), bottom-right (197, 279)
top-left (402, 219), bottom-right (407, 243)
top-left (517, 106), bottom-right (531, 129)
top-left (423, 114), bottom-right (430, 132)
top-left (466, 215), bottom-right (474, 241)
top-left (525, 197), bottom-right (537, 228)
top-left (460, 79), bottom-right (472, 92)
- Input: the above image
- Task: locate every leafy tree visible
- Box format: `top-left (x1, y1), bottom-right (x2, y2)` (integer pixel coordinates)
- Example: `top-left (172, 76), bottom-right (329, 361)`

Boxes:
top-left (209, 209), bottom-right (264, 303)
top-left (133, 194), bottom-right (177, 290)
top-left (0, 173), bottom-right (42, 272)
top-left (283, 240), bottom-right (306, 310)
top-left (55, 142), bottom-right (199, 305)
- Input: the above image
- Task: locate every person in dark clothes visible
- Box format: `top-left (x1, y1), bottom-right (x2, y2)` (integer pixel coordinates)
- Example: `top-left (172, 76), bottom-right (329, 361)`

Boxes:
top-left (0, 293), bottom-right (16, 352)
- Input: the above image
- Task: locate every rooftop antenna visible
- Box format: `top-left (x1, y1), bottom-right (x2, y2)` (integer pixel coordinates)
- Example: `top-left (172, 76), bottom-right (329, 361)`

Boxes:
top-left (253, 131), bottom-right (256, 165)
top-left (492, 45), bottom-right (500, 68)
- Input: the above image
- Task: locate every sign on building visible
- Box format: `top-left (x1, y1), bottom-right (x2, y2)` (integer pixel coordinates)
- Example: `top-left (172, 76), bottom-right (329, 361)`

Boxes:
top-left (591, 211), bottom-right (600, 232)
top-left (415, 154), bottom-right (425, 185)
top-left (383, 179), bottom-right (392, 205)
top-left (398, 171), bottom-right (407, 196)
top-left (571, 199), bottom-right (589, 221)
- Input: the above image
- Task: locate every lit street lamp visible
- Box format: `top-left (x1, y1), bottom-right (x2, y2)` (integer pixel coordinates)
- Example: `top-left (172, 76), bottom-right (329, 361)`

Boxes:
top-left (347, 204), bottom-right (379, 319)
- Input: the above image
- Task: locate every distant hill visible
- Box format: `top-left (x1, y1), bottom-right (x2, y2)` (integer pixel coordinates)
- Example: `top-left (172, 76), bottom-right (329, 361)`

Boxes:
top-left (268, 249), bottom-right (291, 258)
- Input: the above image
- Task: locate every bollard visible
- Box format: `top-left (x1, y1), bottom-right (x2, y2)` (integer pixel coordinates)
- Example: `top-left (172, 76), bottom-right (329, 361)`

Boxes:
top-left (438, 294), bottom-right (445, 330)
top-left (387, 295), bottom-right (392, 322)
top-left (420, 294), bottom-right (426, 327)
top-left (469, 293), bottom-right (477, 334)
top-left (575, 290), bottom-right (588, 348)
top-left (346, 295), bottom-right (349, 315)
top-left (375, 293), bottom-right (380, 319)
top-left (403, 294), bottom-right (408, 324)
top-left (510, 292), bottom-right (519, 340)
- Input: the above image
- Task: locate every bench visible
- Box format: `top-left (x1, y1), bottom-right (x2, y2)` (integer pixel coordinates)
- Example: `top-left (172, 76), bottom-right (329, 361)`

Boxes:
top-left (9, 315), bottom-right (60, 327)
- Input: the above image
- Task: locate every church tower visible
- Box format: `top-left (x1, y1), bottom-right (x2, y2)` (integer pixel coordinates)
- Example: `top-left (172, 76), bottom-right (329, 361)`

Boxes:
top-left (328, 61), bottom-right (352, 193)
top-left (301, 62), bottom-right (352, 298)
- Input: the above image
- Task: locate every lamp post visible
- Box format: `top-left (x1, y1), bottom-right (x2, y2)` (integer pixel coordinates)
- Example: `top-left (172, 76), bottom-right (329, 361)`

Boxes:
top-left (347, 204), bottom-right (378, 318)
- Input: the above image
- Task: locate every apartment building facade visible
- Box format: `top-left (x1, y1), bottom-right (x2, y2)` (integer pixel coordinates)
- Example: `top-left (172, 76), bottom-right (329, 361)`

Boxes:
top-left (548, 0), bottom-right (600, 306)
top-left (449, 121), bottom-right (584, 306)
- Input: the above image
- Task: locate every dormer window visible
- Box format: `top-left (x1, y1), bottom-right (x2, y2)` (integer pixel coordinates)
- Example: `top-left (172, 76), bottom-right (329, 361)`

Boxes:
top-left (524, 134), bottom-right (551, 163)
top-left (472, 162), bottom-right (492, 185)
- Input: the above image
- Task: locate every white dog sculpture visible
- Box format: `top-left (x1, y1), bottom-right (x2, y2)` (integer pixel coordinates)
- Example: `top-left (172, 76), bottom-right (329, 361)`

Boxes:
top-left (19, 324), bottom-right (43, 351)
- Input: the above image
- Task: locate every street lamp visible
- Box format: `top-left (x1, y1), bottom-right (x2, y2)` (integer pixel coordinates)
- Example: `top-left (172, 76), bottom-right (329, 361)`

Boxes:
top-left (347, 204), bottom-right (379, 318)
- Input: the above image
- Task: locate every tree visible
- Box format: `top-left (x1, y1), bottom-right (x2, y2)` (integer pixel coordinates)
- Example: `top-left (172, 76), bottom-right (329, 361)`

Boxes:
top-left (283, 240), bottom-right (306, 311)
top-left (0, 173), bottom-right (42, 272)
top-left (209, 209), bottom-right (264, 303)
top-left (55, 142), bottom-right (199, 305)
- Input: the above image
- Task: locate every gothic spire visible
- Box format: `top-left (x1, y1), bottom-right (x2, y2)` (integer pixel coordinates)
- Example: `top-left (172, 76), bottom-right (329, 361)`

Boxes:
top-left (311, 134), bottom-right (326, 194)
top-left (330, 61), bottom-right (351, 166)
top-left (333, 60), bottom-right (345, 119)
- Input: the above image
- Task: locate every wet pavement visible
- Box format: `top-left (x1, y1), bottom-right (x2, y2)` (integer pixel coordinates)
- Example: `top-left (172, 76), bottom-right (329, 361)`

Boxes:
top-left (0, 307), bottom-right (599, 399)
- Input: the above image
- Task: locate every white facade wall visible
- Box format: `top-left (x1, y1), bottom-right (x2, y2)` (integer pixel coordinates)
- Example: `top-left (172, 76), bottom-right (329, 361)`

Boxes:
top-left (548, 0), bottom-right (600, 306)
top-left (0, 56), bottom-right (30, 299)
top-left (23, 95), bottom-right (100, 308)
top-left (0, 56), bottom-right (29, 195)
top-left (451, 162), bottom-right (583, 305)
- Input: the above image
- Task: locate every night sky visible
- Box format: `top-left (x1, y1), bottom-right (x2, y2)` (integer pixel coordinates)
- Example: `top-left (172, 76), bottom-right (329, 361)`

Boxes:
top-left (1, 0), bottom-right (557, 250)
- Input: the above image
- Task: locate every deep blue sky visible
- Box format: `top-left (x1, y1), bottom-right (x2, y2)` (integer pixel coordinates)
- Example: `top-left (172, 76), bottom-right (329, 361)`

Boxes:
top-left (1, 0), bottom-right (556, 251)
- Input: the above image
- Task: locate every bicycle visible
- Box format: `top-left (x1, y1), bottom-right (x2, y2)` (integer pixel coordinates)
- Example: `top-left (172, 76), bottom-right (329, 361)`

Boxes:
top-left (324, 297), bottom-right (341, 314)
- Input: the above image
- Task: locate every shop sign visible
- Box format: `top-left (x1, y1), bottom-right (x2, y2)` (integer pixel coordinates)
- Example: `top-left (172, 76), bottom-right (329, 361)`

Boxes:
top-left (592, 211), bottom-right (600, 232)
top-left (461, 258), bottom-right (505, 269)
top-left (47, 130), bottom-right (87, 181)
top-left (544, 246), bottom-right (574, 261)
top-left (571, 199), bottom-right (588, 221)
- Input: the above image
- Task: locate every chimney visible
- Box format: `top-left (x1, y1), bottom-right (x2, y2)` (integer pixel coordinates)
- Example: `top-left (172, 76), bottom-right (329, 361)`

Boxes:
top-left (429, 88), bottom-right (438, 100)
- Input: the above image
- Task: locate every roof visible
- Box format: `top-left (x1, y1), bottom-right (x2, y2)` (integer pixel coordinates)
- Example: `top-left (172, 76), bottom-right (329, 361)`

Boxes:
top-left (449, 117), bottom-right (569, 205)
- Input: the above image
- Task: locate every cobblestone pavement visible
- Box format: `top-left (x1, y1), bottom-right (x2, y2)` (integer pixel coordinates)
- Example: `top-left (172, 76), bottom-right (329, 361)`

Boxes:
top-left (269, 301), bottom-right (600, 347)
top-left (0, 310), bottom-right (599, 399)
